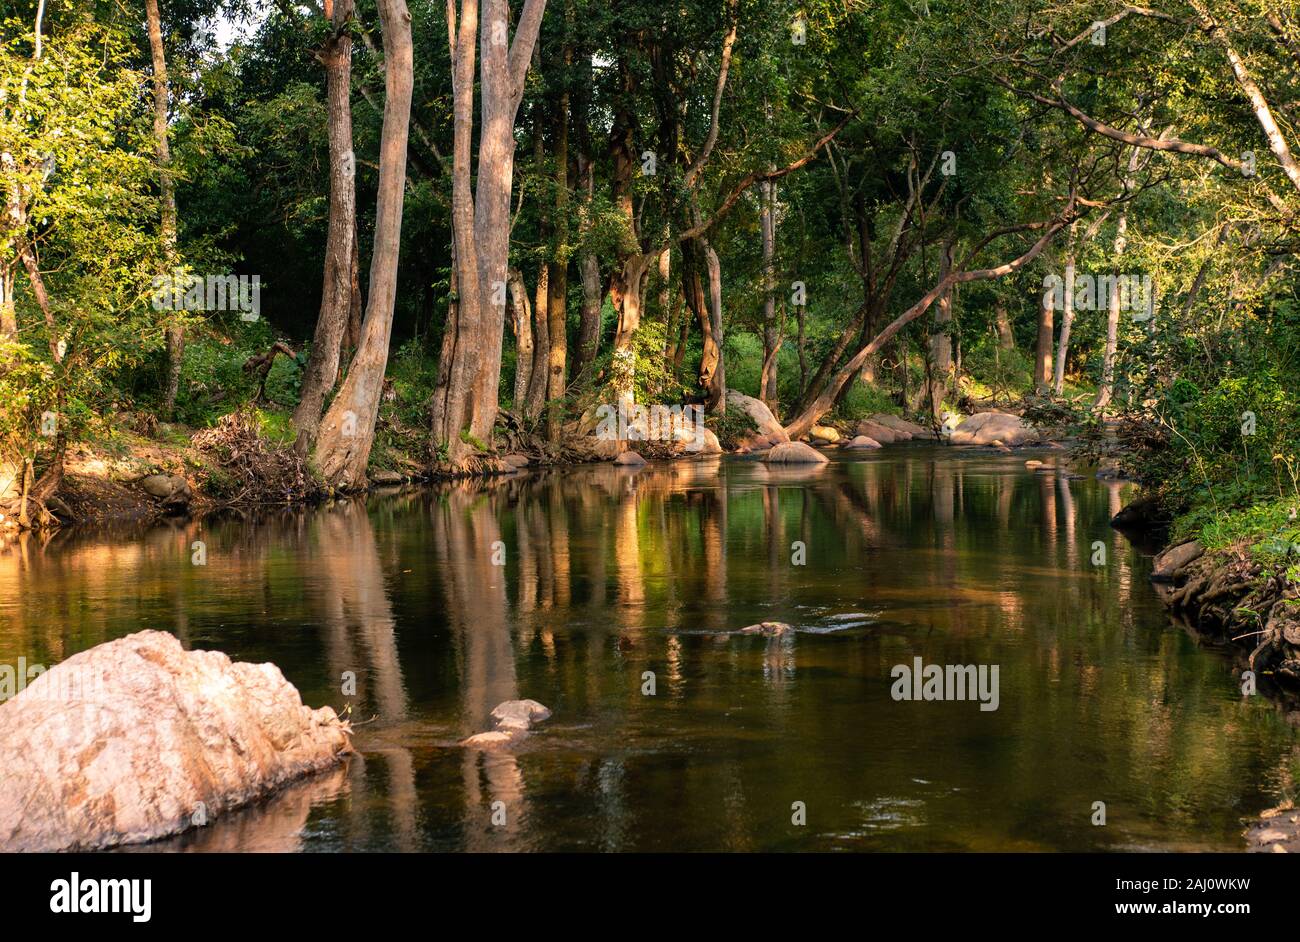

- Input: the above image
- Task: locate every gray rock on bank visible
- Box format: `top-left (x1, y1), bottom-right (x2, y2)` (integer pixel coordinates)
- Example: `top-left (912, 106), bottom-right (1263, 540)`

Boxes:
top-left (727, 389), bottom-right (790, 444)
top-left (0, 630), bottom-right (352, 852)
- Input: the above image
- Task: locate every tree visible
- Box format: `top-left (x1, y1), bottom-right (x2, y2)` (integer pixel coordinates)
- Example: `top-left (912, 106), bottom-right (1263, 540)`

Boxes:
top-left (312, 0), bottom-right (413, 488)
top-left (430, 0), bottom-right (548, 473)
top-left (292, 0), bottom-right (359, 455)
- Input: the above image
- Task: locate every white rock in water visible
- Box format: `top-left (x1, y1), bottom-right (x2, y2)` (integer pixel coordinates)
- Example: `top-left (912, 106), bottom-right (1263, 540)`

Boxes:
top-left (0, 631), bottom-right (352, 852)
top-left (490, 698), bottom-right (552, 731)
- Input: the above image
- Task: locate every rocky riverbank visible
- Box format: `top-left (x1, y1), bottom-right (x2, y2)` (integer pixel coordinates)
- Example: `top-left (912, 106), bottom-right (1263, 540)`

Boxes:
top-left (1138, 527), bottom-right (1300, 852)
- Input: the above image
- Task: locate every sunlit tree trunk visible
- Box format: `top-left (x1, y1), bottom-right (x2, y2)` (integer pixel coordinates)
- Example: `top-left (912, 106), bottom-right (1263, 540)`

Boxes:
top-left (1052, 228), bottom-right (1076, 396)
top-left (145, 0), bottom-right (182, 418)
top-left (313, 0), bottom-right (413, 488)
top-left (926, 244), bottom-right (954, 421)
top-left (293, 0), bottom-right (357, 455)
top-left (546, 66), bottom-right (570, 443)
top-left (760, 178), bottom-right (779, 410)
top-left (507, 267), bottom-right (532, 417)
top-left (1034, 277), bottom-right (1053, 390)
top-left (431, 0), bottom-right (547, 471)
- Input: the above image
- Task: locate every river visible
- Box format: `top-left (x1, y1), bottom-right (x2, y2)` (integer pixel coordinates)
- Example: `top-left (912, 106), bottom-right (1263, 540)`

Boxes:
top-left (1, 446), bottom-right (1295, 851)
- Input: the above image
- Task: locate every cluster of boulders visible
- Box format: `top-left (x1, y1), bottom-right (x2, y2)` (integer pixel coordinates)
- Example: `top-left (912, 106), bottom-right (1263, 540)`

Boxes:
top-left (555, 389), bottom-right (1067, 470)
top-left (0, 631), bottom-right (352, 852)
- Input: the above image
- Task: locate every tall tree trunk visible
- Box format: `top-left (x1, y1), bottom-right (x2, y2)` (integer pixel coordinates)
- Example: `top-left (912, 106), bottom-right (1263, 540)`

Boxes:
top-left (525, 263), bottom-right (550, 420)
top-left (431, 0), bottom-right (547, 471)
top-left (312, 0), bottom-right (413, 488)
top-left (1052, 226), bottom-right (1077, 396)
top-left (1095, 147), bottom-right (1139, 410)
top-left (546, 68), bottom-right (570, 443)
top-left (145, 0), bottom-right (182, 418)
top-left (760, 178), bottom-right (779, 410)
top-left (0, 264), bottom-right (14, 339)
top-left (293, 0), bottom-right (357, 455)
top-left (508, 266), bottom-right (533, 416)
top-left (926, 244), bottom-right (954, 421)
top-left (702, 238), bottom-right (725, 412)
top-left (994, 300), bottom-right (1014, 350)
top-left (572, 153), bottom-right (602, 379)
top-left (1034, 275), bottom-right (1054, 389)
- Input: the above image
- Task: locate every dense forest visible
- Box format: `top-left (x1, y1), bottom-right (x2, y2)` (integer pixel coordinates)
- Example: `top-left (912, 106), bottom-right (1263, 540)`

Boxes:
top-left (1, 0), bottom-right (1298, 558)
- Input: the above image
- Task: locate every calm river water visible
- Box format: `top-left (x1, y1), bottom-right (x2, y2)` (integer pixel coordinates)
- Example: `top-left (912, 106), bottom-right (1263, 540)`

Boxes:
top-left (1, 446), bottom-right (1296, 851)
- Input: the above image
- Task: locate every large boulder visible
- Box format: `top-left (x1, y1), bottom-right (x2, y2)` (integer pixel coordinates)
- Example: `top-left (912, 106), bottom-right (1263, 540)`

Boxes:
top-left (868, 413), bottom-right (929, 437)
top-left (947, 411), bottom-right (1038, 447)
top-left (0, 631), bottom-right (351, 852)
top-left (726, 390), bottom-right (789, 443)
top-left (764, 441), bottom-right (829, 465)
top-left (809, 425), bottom-right (841, 444)
top-left (856, 420), bottom-right (903, 444)
top-left (692, 428), bottom-right (723, 455)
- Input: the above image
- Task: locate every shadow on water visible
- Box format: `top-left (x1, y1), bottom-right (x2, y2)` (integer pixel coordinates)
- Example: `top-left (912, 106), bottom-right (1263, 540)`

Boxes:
top-left (2, 446), bottom-right (1298, 851)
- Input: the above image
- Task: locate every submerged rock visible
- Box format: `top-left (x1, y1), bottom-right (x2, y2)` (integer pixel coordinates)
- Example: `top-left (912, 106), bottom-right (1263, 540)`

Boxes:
top-left (613, 450), bottom-right (647, 466)
top-left (737, 621), bottom-right (794, 636)
top-left (461, 698), bottom-right (552, 749)
top-left (0, 630), bottom-right (351, 852)
top-left (764, 441), bottom-right (829, 465)
top-left (845, 435), bottom-right (882, 449)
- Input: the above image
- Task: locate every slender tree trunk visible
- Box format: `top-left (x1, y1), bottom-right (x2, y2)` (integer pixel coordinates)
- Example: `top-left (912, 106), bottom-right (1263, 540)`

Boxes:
top-left (760, 178), bottom-right (779, 410)
top-left (508, 266), bottom-right (533, 416)
top-left (1034, 276), bottom-right (1054, 389)
top-left (573, 153), bottom-right (602, 379)
top-left (994, 300), bottom-right (1014, 350)
top-left (1095, 147), bottom-right (1140, 410)
top-left (293, 0), bottom-right (357, 455)
top-left (525, 263), bottom-right (550, 420)
top-left (312, 0), bottom-right (413, 488)
top-left (926, 244), bottom-right (954, 421)
top-left (1052, 227), bottom-right (1077, 396)
top-left (145, 0), bottom-right (183, 418)
top-left (0, 265), bottom-right (14, 339)
top-left (546, 69), bottom-right (570, 443)
top-left (702, 238), bottom-right (726, 412)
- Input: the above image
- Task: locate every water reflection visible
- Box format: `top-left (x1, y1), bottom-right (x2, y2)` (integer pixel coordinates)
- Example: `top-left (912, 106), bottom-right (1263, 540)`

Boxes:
top-left (1, 447), bottom-right (1297, 851)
